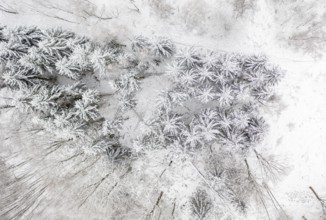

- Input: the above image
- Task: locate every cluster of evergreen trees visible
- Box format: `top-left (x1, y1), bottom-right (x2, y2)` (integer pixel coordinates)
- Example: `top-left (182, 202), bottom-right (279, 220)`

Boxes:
top-left (0, 26), bottom-right (124, 83)
top-left (140, 48), bottom-right (283, 154)
top-left (0, 26), bottom-right (129, 157)
top-left (136, 47), bottom-right (284, 217)
top-left (0, 25), bottom-right (285, 219)
top-left (115, 35), bottom-right (175, 110)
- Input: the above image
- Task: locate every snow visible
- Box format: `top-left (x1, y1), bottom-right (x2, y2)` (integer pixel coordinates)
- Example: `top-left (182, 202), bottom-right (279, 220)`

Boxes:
top-left (1, 0), bottom-right (326, 219)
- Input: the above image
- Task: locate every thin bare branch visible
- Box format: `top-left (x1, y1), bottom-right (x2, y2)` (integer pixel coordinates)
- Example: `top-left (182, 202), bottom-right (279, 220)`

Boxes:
top-left (0, 5), bottom-right (18, 14)
top-left (309, 186), bottom-right (326, 212)
top-left (146, 191), bottom-right (163, 220)
top-left (83, 10), bottom-right (116, 20)
top-left (128, 0), bottom-right (140, 13)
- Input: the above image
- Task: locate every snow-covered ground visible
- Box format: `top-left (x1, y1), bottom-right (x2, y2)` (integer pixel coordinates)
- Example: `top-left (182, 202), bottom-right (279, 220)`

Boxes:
top-left (1, 0), bottom-right (326, 219)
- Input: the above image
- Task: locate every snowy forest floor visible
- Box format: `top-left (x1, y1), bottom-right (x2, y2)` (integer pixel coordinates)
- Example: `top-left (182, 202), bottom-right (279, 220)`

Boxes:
top-left (1, 0), bottom-right (326, 219)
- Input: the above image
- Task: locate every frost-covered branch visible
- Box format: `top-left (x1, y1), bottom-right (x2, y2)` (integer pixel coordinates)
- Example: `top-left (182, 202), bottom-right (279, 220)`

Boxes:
top-left (309, 186), bottom-right (326, 215)
top-left (190, 189), bottom-right (213, 220)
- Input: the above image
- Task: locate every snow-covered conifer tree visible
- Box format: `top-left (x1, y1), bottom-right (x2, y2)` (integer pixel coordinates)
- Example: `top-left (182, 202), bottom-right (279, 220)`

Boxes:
top-left (132, 35), bottom-right (175, 59)
top-left (0, 41), bottom-right (28, 62)
top-left (150, 37), bottom-right (175, 58)
top-left (89, 47), bottom-right (112, 77)
top-left (55, 57), bottom-right (82, 79)
top-left (6, 26), bottom-right (44, 47)
top-left (2, 63), bottom-right (53, 89)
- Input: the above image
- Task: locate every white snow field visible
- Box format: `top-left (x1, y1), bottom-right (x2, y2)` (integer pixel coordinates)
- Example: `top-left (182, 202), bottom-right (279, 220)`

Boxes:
top-left (1, 0), bottom-right (326, 219)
